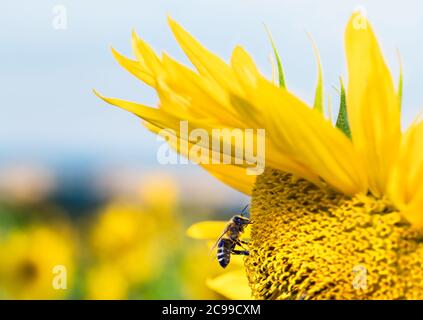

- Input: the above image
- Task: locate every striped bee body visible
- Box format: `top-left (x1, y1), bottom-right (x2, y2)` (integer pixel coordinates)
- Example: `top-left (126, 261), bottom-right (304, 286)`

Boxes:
top-left (217, 238), bottom-right (235, 268)
top-left (213, 205), bottom-right (252, 268)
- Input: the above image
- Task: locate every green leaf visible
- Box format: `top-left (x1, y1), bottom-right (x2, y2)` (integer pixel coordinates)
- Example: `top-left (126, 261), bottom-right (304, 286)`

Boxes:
top-left (264, 25), bottom-right (286, 89)
top-left (335, 78), bottom-right (352, 139)
top-left (308, 33), bottom-right (324, 114)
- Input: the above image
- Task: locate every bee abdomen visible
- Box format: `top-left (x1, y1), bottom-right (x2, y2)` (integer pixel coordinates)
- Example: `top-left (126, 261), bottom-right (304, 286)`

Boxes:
top-left (218, 252), bottom-right (230, 268)
top-left (217, 239), bottom-right (232, 268)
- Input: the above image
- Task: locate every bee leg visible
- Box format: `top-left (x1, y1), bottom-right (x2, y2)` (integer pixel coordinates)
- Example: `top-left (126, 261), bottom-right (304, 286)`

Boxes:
top-left (231, 249), bottom-right (249, 256)
top-left (239, 239), bottom-right (250, 245)
top-left (235, 239), bottom-right (249, 249)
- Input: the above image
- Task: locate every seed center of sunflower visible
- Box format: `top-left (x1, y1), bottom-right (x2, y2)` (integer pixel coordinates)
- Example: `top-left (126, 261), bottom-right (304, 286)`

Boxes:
top-left (246, 168), bottom-right (423, 300)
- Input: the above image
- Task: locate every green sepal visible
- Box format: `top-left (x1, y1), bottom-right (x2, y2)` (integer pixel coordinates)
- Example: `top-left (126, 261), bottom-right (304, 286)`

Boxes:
top-left (335, 78), bottom-right (352, 139)
top-left (264, 25), bottom-right (286, 89)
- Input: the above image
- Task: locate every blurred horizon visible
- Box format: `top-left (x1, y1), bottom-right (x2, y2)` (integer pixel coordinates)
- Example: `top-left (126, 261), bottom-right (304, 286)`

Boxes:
top-left (3, 0), bottom-right (423, 171)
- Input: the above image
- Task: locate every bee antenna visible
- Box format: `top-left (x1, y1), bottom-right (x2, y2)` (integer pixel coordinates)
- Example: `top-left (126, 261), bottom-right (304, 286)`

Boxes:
top-left (240, 204), bottom-right (249, 216)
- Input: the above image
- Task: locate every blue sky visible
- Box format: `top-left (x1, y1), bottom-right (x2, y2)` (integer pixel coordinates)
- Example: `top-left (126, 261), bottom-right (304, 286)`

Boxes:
top-left (1, 0), bottom-right (423, 171)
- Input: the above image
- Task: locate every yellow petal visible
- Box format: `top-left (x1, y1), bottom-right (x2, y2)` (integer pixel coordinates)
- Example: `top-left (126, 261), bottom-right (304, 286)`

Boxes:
top-left (230, 48), bottom-right (323, 185)
top-left (94, 90), bottom-right (178, 129)
top-left (203, 164), bottom-right (255, 195)
top-left (144, 121), bottom-right (255, 195)
top-left (207, 270), bottom-right (252, 300)
top-left (397, 50), bottom-right (404, 111)
top-left (230, 46), bottom-right (262, 90)
top-left (187, 221), bottom-right (228, 240)
top-left (345, 12), bottom-right (401, 196)
top-left (104, 23), bottom-right (332, 193)
top-left (187, 220), bottom-right (251, 240)
top-left (111, 47), bottom-right (155, 87)
top-left (167, 16), bottom-right (240, 93)
top-left (389, 120), bottom-right (423, 227)
top-left (239, 78), bottom-right (367, 195)
top-left (98, 17), bottom-right (372, 198)
top-left (131, 30), bottom-right (163, 76)
top-left (160, 53), bottom-right (244, 127)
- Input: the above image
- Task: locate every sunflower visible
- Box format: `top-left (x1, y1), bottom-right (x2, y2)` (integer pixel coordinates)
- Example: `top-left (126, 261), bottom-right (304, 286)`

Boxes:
top-left (86, 180), bottom-right (182, 299)
top-left (0, 225), bottom-right (75, 299)
top-left (96, 12), bottom-right (423, 299)
top-left (85, 263), bottom-right (129, 300)
top-left (88, 201), bottom-right (164, 288)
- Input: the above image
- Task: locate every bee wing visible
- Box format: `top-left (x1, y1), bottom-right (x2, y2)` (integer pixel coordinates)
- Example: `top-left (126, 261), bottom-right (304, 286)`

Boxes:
top-left (240, 204), bottom-right (249, 216)
top-left (209, 223), bottom-right (231, 255)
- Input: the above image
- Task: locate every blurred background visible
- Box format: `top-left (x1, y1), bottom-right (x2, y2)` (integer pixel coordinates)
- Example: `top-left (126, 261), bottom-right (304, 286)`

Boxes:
top-left (1, 0), bottom-right (423, 299)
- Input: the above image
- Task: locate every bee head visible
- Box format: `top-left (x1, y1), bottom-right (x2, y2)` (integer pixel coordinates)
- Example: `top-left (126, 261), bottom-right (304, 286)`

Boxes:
top-left (233, 215), bottom-right (250, 226)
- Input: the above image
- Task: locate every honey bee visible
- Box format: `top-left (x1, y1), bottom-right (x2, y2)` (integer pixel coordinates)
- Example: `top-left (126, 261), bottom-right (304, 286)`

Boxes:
top-left (212, 205), bottom-right (252, 268)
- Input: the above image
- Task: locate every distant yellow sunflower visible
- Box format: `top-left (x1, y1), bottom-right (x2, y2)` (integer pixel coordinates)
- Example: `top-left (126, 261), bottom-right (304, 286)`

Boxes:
top-left (0, 225), bottom-right (75, 299)
top-left (97, 12), bottom-right (423, 299)
top-left (85, 263), bottom-right (129, 300)
top-left (87, 188), bottom-right (182, 299)
top-left (89, 201), bottom-right (163, 286)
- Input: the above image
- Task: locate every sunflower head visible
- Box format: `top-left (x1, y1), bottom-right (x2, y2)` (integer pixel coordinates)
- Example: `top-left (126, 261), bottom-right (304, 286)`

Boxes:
top-left (247, 168), bottom-right (423, 300)
top-left (97, 11), bottom-right (423, 299)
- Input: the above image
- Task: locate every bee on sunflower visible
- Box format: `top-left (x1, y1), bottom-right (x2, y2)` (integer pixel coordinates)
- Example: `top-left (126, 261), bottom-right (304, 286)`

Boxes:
top-left (96, 12), bottom-right (423, 299)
